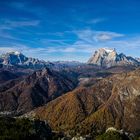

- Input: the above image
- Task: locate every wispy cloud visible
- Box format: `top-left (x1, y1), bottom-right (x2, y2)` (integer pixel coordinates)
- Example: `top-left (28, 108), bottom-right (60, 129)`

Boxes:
top-left (94, 31), bottom-right (124, 41)
top-left (0, 19), bottom-right (40, 29)
top-left (1, 28), bottom-right (140, 61)
top-left (74, 29), bottom-right (124, 43)
top-left (0, 44), bottom-right (29, 54)
top-left (41, 39), bottom-right (69, 46)
top-left (0, 47), bottom-right (18, 54)
top-left (0, 30), bottom-right (16, 40)
top-left (87, 18), bottom-right (106, 24)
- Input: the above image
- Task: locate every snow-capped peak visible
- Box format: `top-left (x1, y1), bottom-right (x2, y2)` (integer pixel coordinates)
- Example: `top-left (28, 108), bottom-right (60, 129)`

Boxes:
top-left (14, 51), bottom-right (21, 55)
top-left (100, 48), bottom-right (115, 53)
top-left (88, 48), bottom-right (140, 67)
top-left (6, 51), bottom-right (21, 56)
top-left (0, 51), bottom-right (52, 69)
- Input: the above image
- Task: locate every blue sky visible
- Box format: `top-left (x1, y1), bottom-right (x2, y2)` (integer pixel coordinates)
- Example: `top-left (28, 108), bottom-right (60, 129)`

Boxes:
top-left (1, 0), bottom-right (140, 61)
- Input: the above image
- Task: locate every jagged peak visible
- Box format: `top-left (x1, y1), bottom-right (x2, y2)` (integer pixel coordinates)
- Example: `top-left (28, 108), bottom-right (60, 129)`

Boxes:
top-left (1, 51), bottom-right (25, 58)
top-left (88, 48), bottom-right (140, 67)
top-left (0, 51), bottom-right (50, 69)
top-left (14, 51), bottom-right (21, 55)
top-left (6, 51), bottom-right (22, 55)
top-left (33, 67), bottom-right (53, 78)
top-left (42, 67), bottom-right (52, 75)
top-left (98, 48), bottom-right (116, 53)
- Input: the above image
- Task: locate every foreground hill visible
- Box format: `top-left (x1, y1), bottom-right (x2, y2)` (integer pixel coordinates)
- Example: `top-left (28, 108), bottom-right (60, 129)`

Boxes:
top-left (26, 68), bottom-right (140, 136)
top-left (0, 68), bottom-right (76, 114)
top-left (0, 117), bottom-right (52, 140)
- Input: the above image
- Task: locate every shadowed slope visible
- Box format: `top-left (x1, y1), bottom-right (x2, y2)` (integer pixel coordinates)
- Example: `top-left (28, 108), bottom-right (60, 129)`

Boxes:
top-left (0, 68), bottom-right (76, 114)
top-left (26, 69), bottom-right (140, 135)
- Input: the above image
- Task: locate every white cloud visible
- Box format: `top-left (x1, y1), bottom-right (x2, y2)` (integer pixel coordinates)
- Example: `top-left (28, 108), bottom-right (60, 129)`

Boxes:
top-left (95, 31), bottom-right (124, 41)
top-left (0, 47), bottom-right (17, 53)
top-left (0, 30), bottom-right (16, 40)
top-left (74, 29), bottom-right (124, 43)
top-left (6, 20), bottom-right (40, 27)
top-left (0, 19), bottom-right (40, 31)
top-left (88, 18), bottom-right (106, 24)
top-left (1, 29), bottom-right (140, 62)
top-left (0, 44), bottom-right (28, 54)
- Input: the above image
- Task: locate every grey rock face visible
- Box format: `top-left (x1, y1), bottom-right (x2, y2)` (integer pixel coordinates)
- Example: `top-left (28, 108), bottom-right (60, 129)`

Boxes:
top-left (88, 48), bottom-right (139, 67)
top-left (0, 51), bottom-right (50, 69)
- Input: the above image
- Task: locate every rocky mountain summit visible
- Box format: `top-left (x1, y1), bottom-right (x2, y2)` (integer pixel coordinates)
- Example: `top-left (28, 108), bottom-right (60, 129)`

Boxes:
top-left (0, 51), bottom-right (51, 69)
top-left (88, 48), bottom-right (140, 67)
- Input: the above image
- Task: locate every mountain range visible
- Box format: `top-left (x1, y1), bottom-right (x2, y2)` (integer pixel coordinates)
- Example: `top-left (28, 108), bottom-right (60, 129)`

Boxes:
top-left (0, 51), bottom-right (83, 70)
top-left (0, 48), bottom-right (140, 139)
top-left (1, 48), bottom-right (140, 69)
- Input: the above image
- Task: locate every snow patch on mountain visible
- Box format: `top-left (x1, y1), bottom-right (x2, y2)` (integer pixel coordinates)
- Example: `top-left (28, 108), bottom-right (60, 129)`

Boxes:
top-left (103, 48), bottom-right (115, 53)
